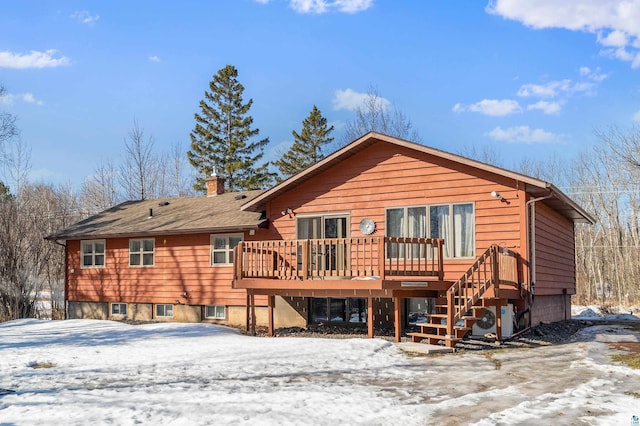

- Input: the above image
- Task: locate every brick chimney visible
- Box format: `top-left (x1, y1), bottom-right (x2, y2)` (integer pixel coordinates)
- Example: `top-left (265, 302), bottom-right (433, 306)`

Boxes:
top-left (205, 173), bottom-right (225, 196)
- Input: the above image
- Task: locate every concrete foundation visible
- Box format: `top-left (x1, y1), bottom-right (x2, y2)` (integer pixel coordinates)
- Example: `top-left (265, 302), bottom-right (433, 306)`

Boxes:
top-left (530, 294), bottom-right (571, 325)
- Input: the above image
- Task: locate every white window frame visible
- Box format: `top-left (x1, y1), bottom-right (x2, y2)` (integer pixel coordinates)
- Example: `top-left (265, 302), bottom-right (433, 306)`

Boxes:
top-left (80, 239), bottom-right (106, 268)
top-left (155, 304), bottom-right (174, 318)
top-left (110, 303), bottom-right (127, 316)
top-left (205, 305), bottom-right (226, 319)
top-left (129, 238), bottom-right (155, 267)
top-left (385, 202), bottom-right (475, 259)
top-left (210, 234), bottom-right (243, 266)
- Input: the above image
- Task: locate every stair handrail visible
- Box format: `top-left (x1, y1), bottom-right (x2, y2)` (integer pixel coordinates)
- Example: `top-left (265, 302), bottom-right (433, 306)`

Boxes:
top-left (446, 245), bottom-right (499, 338)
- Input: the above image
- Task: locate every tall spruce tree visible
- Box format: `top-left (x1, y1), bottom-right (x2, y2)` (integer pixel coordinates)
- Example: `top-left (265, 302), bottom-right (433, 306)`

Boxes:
top-left (274, 105), bottom-right (334, 179)
top-left (187, 65), bottom-right (273, 192)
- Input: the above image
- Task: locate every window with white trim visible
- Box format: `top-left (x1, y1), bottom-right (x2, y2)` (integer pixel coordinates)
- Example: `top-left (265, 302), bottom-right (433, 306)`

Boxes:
top-left (81, 240), bottom-right (105, 268)
top-left (129, 238), bottom-right (155, 266)
top-left (155, 304), bottom-right (173, 318)
top-left (111, 303), bottom-right (127, 316)
top-left (211, 234), bottom-right (243, 265)
top-left (205, 305), bottom-right (226, 319)
top-left (386, 203), bottom-right (474, 258)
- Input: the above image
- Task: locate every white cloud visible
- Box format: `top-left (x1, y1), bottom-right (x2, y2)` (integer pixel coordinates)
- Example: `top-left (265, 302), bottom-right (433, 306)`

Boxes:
top-left (452, 99), bottom-right (522, 116)
top-left (70, 10), bottom-right (100, 25)
top-left (517, 80), bottom-right (570, 98)
top-left (0, 49), bottom-right (70, 69)
top-left (148, 55), bottom-right (161, 63)
top-left (486, 0), bottom-right (640, 68)
top-left (597, 29), bottom-right (628, 47)
top-left (486, 125), bottom-right (561, 143)
top-left (517, 79), bottom-right (596, 98)
top-left (334, 0), bottom-right (372, 13)
top-left (527, 101), bottom-right (562, 114)
top-left (579, 66), bottom-right (609, 82)
top-left (0, 92), bottom-right (44, 106)
top-left (289, 0), bottom-right (372, 14)
top-left (333, 88), bottom-right (389, 111)
top-left (633, 110), bottom-right (640, 122)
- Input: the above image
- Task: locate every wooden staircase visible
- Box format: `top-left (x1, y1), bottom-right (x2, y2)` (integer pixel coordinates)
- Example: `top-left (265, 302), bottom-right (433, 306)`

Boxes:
top-left (408, 245), bottom-right (513, 347)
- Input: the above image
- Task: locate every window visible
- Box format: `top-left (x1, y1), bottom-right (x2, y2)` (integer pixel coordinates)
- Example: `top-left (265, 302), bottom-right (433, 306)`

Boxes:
top-left (129, 239), bottom-right (154, 266)
top-left (205, 305), bottom-right (226, 319)
top-left (211, 234), bottom-right (243, 265)
top-left (156, 304), bottom-right (174, 318)
top-left (310, 298), bottom-right (366, 323)
top-left (386, 203), bottom-right (474, 258)
top-left (111, 303), bottom-right (127, 316)
top-left (81, 240), bottom-right (105, 268)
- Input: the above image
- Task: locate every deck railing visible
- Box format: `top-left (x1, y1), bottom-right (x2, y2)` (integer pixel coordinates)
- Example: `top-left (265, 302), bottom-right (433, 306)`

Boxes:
top-left (446, 244), bottom-right (520, 338)
top-left (234, 237), bottom-right (444, 281)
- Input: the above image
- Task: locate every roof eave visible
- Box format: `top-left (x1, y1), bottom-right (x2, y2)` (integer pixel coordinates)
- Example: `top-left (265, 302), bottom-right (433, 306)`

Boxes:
top-left (45, 221), bottom-right (266, 241)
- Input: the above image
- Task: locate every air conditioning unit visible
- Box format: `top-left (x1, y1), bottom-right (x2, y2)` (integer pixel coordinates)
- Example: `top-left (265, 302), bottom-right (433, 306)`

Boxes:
top-left (472, 304), bottom-right (514, 338)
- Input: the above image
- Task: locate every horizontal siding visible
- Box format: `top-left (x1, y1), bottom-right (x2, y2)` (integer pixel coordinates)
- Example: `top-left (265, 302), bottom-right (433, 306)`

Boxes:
top-left (266, 141), bottom-right (526, 281)
top-left (534, 202), bottom-right (576, 294)
top-left (67, 234), bottom-right (265, 307)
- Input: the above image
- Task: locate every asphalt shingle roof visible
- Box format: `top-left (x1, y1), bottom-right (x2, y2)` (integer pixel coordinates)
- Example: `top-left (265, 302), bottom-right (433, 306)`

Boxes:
top-left (47, 190), bottom-right (265, 240)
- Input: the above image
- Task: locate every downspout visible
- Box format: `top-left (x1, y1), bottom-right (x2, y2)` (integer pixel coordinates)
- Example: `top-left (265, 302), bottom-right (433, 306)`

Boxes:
top-left (525, 193), bottom-right (553, 326)
top-left (52, 239), bottom-right (68, 320)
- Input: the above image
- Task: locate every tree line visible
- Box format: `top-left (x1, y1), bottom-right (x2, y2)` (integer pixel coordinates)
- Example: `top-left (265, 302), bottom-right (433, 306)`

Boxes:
top-left (1, 64), bottom-right (639, 321)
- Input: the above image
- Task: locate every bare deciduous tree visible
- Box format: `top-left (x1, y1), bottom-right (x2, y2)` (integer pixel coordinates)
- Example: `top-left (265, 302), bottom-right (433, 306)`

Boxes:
top-left (80, 160), bottom-right (120, 213)
top-left (341, 85), bottom-right (422, 145)
top-left (119, 119), bottom-right (157, 201)
top-left (0, 182), bottom-right (81, 321)
top-left (568, 128), bottom-right (640, 306)
top-left (0, 85), bottom-right (19, 149)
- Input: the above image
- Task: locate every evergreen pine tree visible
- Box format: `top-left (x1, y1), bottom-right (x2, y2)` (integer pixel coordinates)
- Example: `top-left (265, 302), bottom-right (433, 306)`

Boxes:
top-left (187, 65), bottom-right (274, 192)
top-left (274, 105), bottom-right (334, 179)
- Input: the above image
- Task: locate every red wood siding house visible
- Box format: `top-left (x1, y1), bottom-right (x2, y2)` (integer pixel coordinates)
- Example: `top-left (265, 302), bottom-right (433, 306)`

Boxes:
top-left (47, 133), bottom-right (593, 346)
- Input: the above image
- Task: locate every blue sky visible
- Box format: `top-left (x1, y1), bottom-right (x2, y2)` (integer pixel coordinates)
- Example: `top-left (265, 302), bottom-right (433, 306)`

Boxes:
top-left (1, 0), bottom-right (639, 188)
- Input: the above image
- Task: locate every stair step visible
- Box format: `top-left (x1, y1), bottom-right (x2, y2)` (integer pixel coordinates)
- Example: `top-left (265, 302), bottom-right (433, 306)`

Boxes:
top-left (415, 322), bottom-right (471, 331)
top-left (407, 332), bottom-right (460, 346)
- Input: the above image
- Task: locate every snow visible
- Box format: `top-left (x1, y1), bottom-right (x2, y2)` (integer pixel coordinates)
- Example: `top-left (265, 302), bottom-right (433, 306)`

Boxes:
top-left (572, 304), bottom-right (640, 321)
top-left (1, 318), bottom-right (639, 425)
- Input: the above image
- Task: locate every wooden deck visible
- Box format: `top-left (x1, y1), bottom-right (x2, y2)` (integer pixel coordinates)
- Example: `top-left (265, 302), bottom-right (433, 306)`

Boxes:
top-left (235, 238), bottom-right (522, 347)
top-left (233, 237), bottom-right (444, 288)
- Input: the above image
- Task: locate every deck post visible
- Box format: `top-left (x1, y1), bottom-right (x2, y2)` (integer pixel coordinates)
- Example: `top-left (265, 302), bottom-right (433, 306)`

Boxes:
top-left (378, 238), bottom-right (386, 280)
top-left (234, 243), bottom-right (244, 280)
top-left (446, 290), bottom-right (454, 339)
top-left (492, 245), bottom-right (500, 298)
top-left (437, 239), bottom-right (444, 280)
top-left (245, 292), bottom-right (250, 333)
top-left (301, 240), bottom-right (309, 280)
top-left (268, 295), bottom-right (275, 337)
top-left (496, 305), bottom-right (503, 341)
top-left (367, 296), bottom-right (374, 338)
top-left (249, 290), bottom-right (256, 336)
top-left (394, 296), bottom-right (402, 343)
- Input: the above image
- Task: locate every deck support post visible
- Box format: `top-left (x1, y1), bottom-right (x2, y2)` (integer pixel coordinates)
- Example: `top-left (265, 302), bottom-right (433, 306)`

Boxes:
top-left (367, 297), bottom-right (374, 338)
top-left (268, 295), bottom-right (275, 337)
top-left (245, 293), bottom-right (250, 333)
top-left (249, 290), bottom-right (256, 336)
top-left (394, 296), bottom-right (402, 343)
top-left (495, 305), bottom-right (502, 341)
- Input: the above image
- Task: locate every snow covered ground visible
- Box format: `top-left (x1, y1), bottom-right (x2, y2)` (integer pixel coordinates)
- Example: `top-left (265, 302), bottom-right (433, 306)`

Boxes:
top-left (0, 314), bottom-right (639, 425)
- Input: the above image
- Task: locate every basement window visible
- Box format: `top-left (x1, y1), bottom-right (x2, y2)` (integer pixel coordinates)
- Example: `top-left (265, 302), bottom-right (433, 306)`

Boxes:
top-left (155, 304), bottom-right (174, 318)
top-left (205, 305), bottom-right (226, 319)
top-left (110, 303), bottom-right (127, 316)
top-left (310, 298), bottom-right (366, 323)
